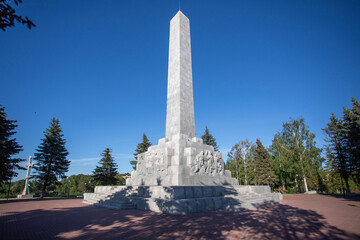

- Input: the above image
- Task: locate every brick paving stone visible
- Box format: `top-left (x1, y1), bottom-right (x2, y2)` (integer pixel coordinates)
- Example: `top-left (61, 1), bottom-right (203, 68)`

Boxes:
top-left (0, 195), bottom-right (359, 240)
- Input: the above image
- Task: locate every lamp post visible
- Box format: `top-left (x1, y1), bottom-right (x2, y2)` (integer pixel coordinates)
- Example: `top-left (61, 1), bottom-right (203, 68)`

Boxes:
top-left (66, 180), bottom-right (70, 197)
top-left (6, 162), bottom-right (15, 200)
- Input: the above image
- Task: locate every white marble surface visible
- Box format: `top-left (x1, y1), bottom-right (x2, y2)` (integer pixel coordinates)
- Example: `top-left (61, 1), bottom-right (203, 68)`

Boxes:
top-left (166, 11), bottom-right (195, 140)
top-left (127, 11), bottom-right (238, 186)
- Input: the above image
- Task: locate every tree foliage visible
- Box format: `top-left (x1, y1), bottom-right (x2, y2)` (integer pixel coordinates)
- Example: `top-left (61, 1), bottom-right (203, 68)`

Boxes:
top-left (56, 174), bottom-right (94, 196)
top-left (0, 172), bottom-right (132, 198)
top-left (33, 117), bottom-right (70, 197)
top-left (130, 133), bottom-right (151, 170)
top-left (201, 126), bottom-right (219, 151)
top-left (0, 0), bottom-right (35, 31)
top-left (252, 139), bottom-right (278, 186)
top-left (226, 140), bottom-right (253, 185)
top-left (224, 111), bottom-right (358, 194)
top-left (270, 118), bottom-right (322, 193)
top-left (0, 105), bottom-right (25, 184)
top-left (92, 148), bottom-right (118, 186)
top-left (323, 98), bottom-right (360, 193)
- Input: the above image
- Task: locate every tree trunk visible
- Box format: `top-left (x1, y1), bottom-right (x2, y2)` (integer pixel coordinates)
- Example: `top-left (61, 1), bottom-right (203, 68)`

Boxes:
top-left (344, 176), bottom-right (351, 194)
top-left (302, 166), bottom-right (309, 192)
top-left (244, 156), bottom-right (248, 185)
top-left (7, 179), bottom-right (12, 200)
top-left (303, 174), bottom-right (309, 192)
top-left (235, 161), bottom-right (239, 185)
top-left (7, 163), bottom-right (14, 200)
top-left (41, 179), bottom-right (48, 199)
top-left (300, 156), bottom-right (309, 192)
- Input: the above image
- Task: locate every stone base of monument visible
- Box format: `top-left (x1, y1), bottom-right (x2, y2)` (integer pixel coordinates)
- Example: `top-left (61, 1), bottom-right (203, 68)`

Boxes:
top-left (17, 194), bottom-right (33, 199)
top-left (83, 186), bottom-right (136, 210)
top-left (83, 185), bottom-right (282, 214)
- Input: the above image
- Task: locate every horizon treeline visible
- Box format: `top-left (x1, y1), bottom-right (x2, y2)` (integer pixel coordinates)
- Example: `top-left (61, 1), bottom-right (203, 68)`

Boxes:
top-left (1, 98), bottom-right (359, 198)
top-left (226, 98), bottom-right (360, 194)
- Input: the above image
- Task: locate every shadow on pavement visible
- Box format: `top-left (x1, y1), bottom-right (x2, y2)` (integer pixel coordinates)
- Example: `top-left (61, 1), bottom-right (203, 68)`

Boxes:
top-left (321, 194), bottom-right (360, 202)
top-left (0, 200), bottom-right (359, 240)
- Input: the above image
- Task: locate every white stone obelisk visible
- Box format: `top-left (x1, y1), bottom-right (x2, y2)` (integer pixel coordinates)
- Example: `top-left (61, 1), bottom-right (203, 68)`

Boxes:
top-left (126, 11), bottom-right (237, 186)
top-left (166, 11), bottom-right (195, 140)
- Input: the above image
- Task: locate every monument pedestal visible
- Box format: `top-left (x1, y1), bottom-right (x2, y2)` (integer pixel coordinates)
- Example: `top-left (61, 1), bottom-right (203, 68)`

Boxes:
top-left (84, 185), bottom-right (282, 214)
top-left (126, 134), bottom-right (238, 186)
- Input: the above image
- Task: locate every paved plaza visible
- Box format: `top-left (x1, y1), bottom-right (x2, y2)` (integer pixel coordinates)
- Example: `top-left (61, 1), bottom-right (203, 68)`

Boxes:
top-left (0, 194), bottom-right (359, 240)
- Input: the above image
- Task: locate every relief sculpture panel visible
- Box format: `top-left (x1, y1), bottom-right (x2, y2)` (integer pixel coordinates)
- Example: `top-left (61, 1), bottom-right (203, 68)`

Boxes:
top-left (137, 150), bottom-right (166, 176)
top-left (191, 150), bottom-right (225, 176)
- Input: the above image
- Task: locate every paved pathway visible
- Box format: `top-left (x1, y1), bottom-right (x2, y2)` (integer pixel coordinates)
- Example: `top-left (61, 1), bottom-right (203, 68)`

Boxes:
top-left (0, 195), bottom-right (359, 239)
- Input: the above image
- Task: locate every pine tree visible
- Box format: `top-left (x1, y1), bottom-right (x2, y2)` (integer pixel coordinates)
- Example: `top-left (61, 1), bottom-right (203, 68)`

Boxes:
top-left (323, 99), bottom-right (360, 193)
top-left (130, 133), bottom-right (151, 170)
top-left (253, 139), bottom-right (278, 186)
top-left (92, 148), bottom-right (118, 185)
top-left (201, 126), bottom-right (219, 151)
top-left (0, 105), bottom-right (25, 184)
top-left (33, 118), bottom-right (70, 197)
top-left (344, 98), bottom-right (360, 184)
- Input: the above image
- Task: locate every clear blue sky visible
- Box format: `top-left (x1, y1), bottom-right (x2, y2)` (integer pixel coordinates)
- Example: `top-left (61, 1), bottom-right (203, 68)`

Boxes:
top-left (1, 0), bottom-right (359, 181)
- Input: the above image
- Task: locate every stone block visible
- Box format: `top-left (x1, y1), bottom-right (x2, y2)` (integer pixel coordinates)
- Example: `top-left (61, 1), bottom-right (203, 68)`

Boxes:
top-left (193, 186), bottom-right (203, 198)
top-left (184, 186), bottom-right (194, 198)
top-left (158, 138), bottom-right (166, 145)
top-left (165, 147), bottom-right (174, 156)
top-left (213, 197), bottom-right (222, 209)
top-left (191, 137), bottom-right (203, 144)
top-left (196, 199), bottom-right (206, 212)
top-left (205, 198), bottom-right (215, 211)
top-left (203, 187), bottom-right (213, 197)
top-left (184, 147), bottom-right (195, 156)
top-left (172, 186), bottom-right (185, 199)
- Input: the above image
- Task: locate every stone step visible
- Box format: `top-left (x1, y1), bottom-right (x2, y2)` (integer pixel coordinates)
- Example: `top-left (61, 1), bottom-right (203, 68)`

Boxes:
top-left (83, 199), bottom-right (97, 205)
top-left (225, 203), bottom-right (253, 210)
top-left (96, 204), bottom-right (135, 210)
top-left (84, 196), bottom-right (135, 209)
top-left (96, 202), bottom-right (135, 209)
top-left (97, 199), bottom-right (132, 205)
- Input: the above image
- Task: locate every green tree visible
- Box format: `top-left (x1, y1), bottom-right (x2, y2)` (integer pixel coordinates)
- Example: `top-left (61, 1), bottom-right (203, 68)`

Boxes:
top-left (323, 98), bottom-right (360, 193)
top-left (56, 174), bottom-right (94, 196)
top-left (343, 98), bottom-right (360, 184)
top-left (323, 113), bottom-right (351, 193)
top-left (270, 118), bottom-right (322, 193)
top-left (252, 139), bottom-right (278, 187)
top-left (130, 133), bottom-right (151, 170)
top-left (33, 118), bottom-right (70, 198)
top-left (92, 148), bottom-right (118, 185)
top-left (201, 126), bottom-right (219, 151)
top-left (116, 173), bottom-right (130, 186)
top-left (323, 148), bottom-right (345, 194)
top-left (0, 105), bottom-right (25, 185)
top-left (0, 0), bottom-right (35, 31)
top-left (226, 140), bottom-right (253, 185)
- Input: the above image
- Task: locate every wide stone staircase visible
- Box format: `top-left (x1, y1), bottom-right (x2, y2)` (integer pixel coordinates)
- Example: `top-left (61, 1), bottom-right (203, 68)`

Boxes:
top-left (83, 186), bottom-right (137, 210)
top-left (83, 185), bottom-right (282, 214)
top-left (223, 186), bottom-right (282, 211)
